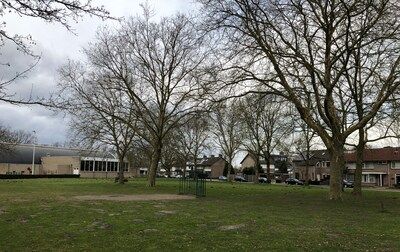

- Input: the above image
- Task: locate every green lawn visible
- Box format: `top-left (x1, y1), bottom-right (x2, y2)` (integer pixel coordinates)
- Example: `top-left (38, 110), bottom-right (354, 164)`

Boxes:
top-left (0, 178), bottom-right (399, 251)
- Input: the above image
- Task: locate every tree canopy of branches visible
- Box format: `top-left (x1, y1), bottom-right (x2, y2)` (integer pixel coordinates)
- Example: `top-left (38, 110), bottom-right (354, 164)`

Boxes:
top-left (176, 112), bottom-right (210, 172)
top-left (0, 124), bottom-right (35, 153)
top-left (56, 74), bottom-right (137, 184)
top-left (57, 9), bottom-right (209, 187)
top-left (200, 0), bottom-right (400, 200)
top-left (211, 100), bottom-right (242, 180)
top-left (0, 0), bottom-right (112, 105)
top-left (238, 93), bottom-right (293, 181)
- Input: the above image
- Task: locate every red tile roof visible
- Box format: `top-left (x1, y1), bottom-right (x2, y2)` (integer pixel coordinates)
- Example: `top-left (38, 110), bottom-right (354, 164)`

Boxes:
top-left (345, 147), bottom-right (400, 162)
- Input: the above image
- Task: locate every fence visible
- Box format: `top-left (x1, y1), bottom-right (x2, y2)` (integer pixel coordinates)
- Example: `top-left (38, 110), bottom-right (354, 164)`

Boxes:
top-left (178, 172), bottom-right (206, 197)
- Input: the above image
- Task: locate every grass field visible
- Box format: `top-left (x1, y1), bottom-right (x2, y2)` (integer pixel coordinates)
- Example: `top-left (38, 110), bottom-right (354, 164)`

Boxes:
top-left (0, 178), bottom-right (399, 251)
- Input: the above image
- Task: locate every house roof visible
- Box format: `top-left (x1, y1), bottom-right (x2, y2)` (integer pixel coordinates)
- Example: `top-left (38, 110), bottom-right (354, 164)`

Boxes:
top-left (196, 155), bottom-right (226, 167)
top-left (292, 149), bottom-right (330, 166)
top-left (345, 147), bottom-right (400, 162)
top-left (240, 152), bottom-right (287, 165)
top-left (0, 144), bottom-right (111, 164)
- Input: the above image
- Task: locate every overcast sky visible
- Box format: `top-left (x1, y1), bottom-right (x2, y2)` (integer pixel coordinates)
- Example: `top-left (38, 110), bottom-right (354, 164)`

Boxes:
top-left (0, 0), bottom-right (195, 145)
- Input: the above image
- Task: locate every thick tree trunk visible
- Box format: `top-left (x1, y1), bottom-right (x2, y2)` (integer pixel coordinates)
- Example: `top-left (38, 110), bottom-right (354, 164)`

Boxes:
top-left (227, 156), bottom-right (233, 182)
top-left (353, 128), bottom-right (365, 196)
top-left (148, 144), bottom-right (162, 187)
top-left (304, 162), bottom-right (310, 186)
top-left (117, 156), bottom-right (125, 184)
top-left (328, 142), bottom-right (345, 200)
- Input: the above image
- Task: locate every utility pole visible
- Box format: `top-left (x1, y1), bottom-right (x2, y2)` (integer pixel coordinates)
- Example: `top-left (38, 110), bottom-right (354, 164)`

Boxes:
top-left (32, 130), bottom-right (36, 175)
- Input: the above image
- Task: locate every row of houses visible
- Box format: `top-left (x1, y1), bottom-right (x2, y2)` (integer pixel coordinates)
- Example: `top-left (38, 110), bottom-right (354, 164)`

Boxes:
top-left (292, 147), bottom-right (400, 187)
top-left (2, 144), bottom-right (400, 187)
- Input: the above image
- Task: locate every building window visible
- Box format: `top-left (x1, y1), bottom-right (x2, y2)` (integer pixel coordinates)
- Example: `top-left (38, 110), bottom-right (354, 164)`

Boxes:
top-left (362, 174), bottom-right (376, 183)
top-left (94, 161), bottom-right (99, 171)
top-left (326, 161), bottom-right (330, 167)
top-left (80, 161), bottom-right (85, 171)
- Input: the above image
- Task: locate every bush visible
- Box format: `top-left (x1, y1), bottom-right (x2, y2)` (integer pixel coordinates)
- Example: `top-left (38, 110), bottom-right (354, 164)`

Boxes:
top-left (0, 174), bottom-right (80, 179)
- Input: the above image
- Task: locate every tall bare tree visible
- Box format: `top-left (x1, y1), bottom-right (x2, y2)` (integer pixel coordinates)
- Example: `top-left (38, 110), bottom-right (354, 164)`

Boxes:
top-left (57, 70), bottom-right (137, 184)
top-left (176, 113), bottom-right (210, 173)
top-left (211, 100), bottom-right (242, 181)
top-left (58, 9), bottom-right (208, 187)
top-left (239, 93), bottom-right (293, 182)
top-left (200, 0), bottom-right (400, 200)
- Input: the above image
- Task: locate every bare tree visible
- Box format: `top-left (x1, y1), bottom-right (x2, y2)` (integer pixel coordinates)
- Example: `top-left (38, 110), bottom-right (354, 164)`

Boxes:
top-left (211, 100), bottom-right (242, 181)
top-left (239, 93), bottom-right (293, 182)
top-left (57, 72), bottom-right (137, 184)
top-left (160, 130), bottom-right (187, 177)
top-left (57, 9), bottom-right (209, 187)
top-left (293, 122), bottom-right (318, 186)
top-left (0, 124), bottom-right (35, 153)
top-left (200, 0), bottom-right (400, 200)
top-left (176, 112), bottom-right (210, 173)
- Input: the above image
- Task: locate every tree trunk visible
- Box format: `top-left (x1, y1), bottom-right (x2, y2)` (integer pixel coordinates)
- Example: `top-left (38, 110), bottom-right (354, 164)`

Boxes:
top-left (266, 155), bottom-right (271, 181)
top-left (148, 143), bottom-right (162, 187)
top-left (353, 128), bottom-right (365, 196)
top-left (227, 156), bottom-right (233, 182)
top-left (328, 142), bottom-right (345, 200)
top-left (304, 161), bottom-right (310, 186)
top-left (117, 155), bottom-right (125, 184)
top-left (254, 158), bottom-right (260, 184)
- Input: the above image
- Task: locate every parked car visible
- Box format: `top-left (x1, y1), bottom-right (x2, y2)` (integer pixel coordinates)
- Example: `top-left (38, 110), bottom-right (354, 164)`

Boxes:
top-left (234, 175), bottom-right (247, 182)
top-left (285, 178), bottom-right (304, 185)
top-left (343, 179), bottom-right (354, 188)
top-left (175, 174), bottom-right (183, 179)
top-left (258, 177), bottom-right (271, 183)
top-left (218, 175), bottom-right (227, 181)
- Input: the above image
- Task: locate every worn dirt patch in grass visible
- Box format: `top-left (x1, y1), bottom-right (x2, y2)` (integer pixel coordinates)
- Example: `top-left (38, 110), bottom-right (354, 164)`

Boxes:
top-left (73, 194), bottom-right (195, 202)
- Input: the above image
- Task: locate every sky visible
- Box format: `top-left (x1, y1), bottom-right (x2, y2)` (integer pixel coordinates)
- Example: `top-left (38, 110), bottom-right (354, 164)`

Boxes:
top-left (0, 0), bottom-right (195, 145)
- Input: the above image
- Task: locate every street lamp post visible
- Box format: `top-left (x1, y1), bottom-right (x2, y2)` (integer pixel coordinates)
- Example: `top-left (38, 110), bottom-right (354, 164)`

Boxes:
top-left (32, 131), bottom-right (36, 175)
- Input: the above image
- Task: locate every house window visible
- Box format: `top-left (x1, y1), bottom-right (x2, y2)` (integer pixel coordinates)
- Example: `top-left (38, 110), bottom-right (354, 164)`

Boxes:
top-left (379, 161), bottom-right (387, 165)
top-left (362, 174), bottom-right (376, 183)
top-left (326, 161), bottom-right (330, 167)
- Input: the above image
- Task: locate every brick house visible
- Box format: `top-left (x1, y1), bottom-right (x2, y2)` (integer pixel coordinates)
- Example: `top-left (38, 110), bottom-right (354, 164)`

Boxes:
top-left (345, 147), bottom-right (400, 187)
top-left (292, 147), bottom-right (400, 187)
top-left (187, 154), bottom-right (229, 178)
top-left (292, 150), bottom-right (331, 181)
top-left (240, 152), bottom-right (288, 177)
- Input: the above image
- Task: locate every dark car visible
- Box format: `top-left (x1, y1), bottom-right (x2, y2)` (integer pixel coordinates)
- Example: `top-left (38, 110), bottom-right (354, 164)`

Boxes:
top-left (234, 176), bottom-right (247, 182)
top-left (343, 179), bottom-right (354, 188)
top-left (258, 177), bottom-right (271, 183)
top-left (285, 178), bottom-right (304, 185)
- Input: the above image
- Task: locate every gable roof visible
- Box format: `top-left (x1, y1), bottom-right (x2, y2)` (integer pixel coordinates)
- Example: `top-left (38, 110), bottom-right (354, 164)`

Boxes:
top-left (345, 147), bottom-right (400, 162)
top-left (240, 152), bottom-right (287, 165)
top-left (196, 155), bottom-right (226, 167)
top-left (292, 150), bottom-right (330, 166)
top-left (0, 144), bottom-right (110, 164)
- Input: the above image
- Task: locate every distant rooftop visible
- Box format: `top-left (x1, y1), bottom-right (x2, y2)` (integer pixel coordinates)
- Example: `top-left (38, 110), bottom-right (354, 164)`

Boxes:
top-left (0, 143), bottom-right (112, 164)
